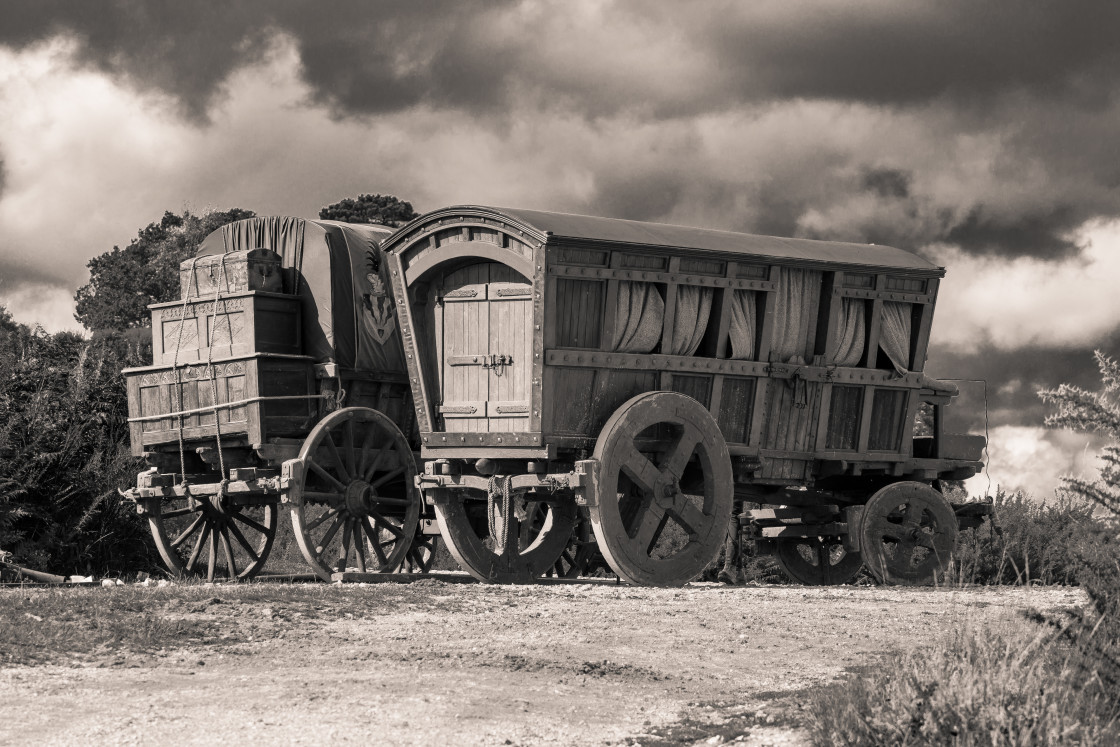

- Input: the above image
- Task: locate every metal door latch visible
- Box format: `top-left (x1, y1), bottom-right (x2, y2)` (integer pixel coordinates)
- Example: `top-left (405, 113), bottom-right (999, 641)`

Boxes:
top-left (482, 354), bottom-right (511, 375)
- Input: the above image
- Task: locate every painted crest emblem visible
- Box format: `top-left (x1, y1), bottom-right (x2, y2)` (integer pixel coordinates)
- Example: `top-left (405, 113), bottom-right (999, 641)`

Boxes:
top-left (362, 249), bottom-right (396, 344)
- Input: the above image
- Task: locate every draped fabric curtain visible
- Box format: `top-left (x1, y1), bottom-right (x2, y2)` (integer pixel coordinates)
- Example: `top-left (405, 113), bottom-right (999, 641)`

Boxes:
top-left (827, 297), bottom-right (866, 367)
top-left (770, 268), bottom-right (823, 363)
top-left (728, 289), bottom-right (757, 360)
top-left (610, 281), bottom-right (664, 353)
top-left (879, 301), bottom-right (912, 374)
top-left (668, 285), bottom-right (714, 356)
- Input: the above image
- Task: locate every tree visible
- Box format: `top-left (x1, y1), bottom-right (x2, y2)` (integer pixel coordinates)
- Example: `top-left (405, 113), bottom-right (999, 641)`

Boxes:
top-left (319, 194), bottom-right (417, 227)
top-left (73, 208), bottom-right (255, 332)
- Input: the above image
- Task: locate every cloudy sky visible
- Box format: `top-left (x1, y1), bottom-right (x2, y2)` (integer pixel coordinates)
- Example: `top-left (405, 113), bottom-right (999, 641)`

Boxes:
top-left (1, 0), bottom-right (1117, 497)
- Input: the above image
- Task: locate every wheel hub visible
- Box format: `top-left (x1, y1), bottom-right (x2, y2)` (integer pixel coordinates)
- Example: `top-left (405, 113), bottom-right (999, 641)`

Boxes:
top-left (344, 480), bottom-right (376, 516)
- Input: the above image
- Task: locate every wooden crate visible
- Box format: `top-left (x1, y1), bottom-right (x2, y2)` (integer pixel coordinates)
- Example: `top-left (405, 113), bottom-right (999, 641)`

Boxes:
top-left (150, 291), bottom-right (301, 365)
top-left (125, 353), bottom-right (318, 456)
top-left (180, 249), bottom-right (282, 298)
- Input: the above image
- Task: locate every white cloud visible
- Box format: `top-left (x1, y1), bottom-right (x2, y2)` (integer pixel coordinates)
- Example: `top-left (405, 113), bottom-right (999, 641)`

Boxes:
top-left (0, 280), bottom-right (79, 333)
top-left (964, 424), bottom-right (1102, 499)
top-left (929, 219), bottom-right (1120, 352)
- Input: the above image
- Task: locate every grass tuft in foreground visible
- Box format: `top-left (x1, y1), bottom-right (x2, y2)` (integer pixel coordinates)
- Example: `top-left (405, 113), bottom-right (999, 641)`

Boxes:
top-left (806, 618), bottom-right (1120, 746)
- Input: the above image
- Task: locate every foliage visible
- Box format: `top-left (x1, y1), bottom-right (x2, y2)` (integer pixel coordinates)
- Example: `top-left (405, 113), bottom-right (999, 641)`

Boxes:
top-left (73, 208), bottom-right (255, 332)
top-left (318, 193), bottom-right (417, 226)
top-left (950, 488), bottom-right (1097, 585)
top-left (0, 310), bottom-right (155, 575)
top-left (808, 619), bottom-right (1120, 745)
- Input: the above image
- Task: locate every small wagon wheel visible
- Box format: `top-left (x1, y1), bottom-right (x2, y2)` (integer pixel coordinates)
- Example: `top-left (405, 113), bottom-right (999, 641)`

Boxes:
top-left (289, 407), bottom-right (421, 582)
top-left (859, 481), bottom-right (958, 585)
top-left (520, 503), bottom-right (596, 579)
top-left (588, 391), bottom-right (733, 587)
top-left (147, 494), bottom-right (277, 582)
top-left (398, 524), bottom-right (441, 573)
top-left (774, 538), bottom-right (863, 585)
top-left (431, 488), bottom-right (579, 584)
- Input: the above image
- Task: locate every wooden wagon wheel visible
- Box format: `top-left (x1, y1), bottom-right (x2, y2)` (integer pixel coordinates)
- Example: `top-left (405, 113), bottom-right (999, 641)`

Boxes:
top-left (774, 538), bottom-right (863, 585)
top-left (147, 495), bottom-right (277, 582)
top-left (520, 503), bottom-right (596, 579)
top-left (859, 481), bottom-right (958, 585)
top-left (289, 407), bottom-right (421, 582)
top-left (431, 488), bottom-right (579, 583)
top-left (398, 525), bottom-right (441, 573)
top-left (588, 391), bottom-right (733, 587)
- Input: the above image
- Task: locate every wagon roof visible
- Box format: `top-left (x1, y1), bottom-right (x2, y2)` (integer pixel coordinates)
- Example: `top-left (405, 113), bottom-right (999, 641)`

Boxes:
top-left (389, 205), bottom-right (942, 274)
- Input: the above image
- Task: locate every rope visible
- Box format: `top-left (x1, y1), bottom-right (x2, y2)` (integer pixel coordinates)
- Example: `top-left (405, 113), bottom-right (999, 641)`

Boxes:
top-left (128, 394), bottom-right (332, 423)
top-left (487, 475), bottom-right (514, 554)
top-left (171, 257), bottom-right (202, 484)
top-left (205, 255), bottom-right (231, 480)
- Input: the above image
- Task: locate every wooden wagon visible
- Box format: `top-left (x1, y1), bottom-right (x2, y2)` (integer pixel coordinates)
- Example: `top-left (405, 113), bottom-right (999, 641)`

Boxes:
top-left (122, 217), bottom-right (437, 581)
top-left (380, 206), bottom-right (987, 586)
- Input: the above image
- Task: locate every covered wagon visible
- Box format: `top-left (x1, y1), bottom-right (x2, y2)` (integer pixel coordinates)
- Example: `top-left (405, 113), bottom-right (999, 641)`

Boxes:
top-left (123, 217), bottom-right (435, 581)
top-left (381, 206), bottom-right (986, 586)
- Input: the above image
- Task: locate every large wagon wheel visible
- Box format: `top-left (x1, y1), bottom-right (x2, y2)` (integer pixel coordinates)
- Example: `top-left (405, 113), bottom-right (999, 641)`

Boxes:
top-left (147, 494), bottom-right (277, 582)
top-left (859, 481), bottom-right (958, 585)
top-left (398, 525), bottom-right (441, 573)
top-left (289, 407), bottom-right (421, 582)
top-left (588, 391), bottom-right (734, 587)
top-left (774, 538), bottom-right (863, 585)
top-left (430, 488), bottom-right (579, 583)
top-left (520, 503), bottom-right (597, 578)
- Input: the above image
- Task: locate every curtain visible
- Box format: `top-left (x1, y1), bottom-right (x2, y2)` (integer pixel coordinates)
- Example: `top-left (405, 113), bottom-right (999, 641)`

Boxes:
top-left (610, 281), bottom-right (664, 353)
top-left (879, 301), bottom-right (912, 374)
top-left (827, 297), bottom-right (866, 367)
top-left (668, 285), bottom-right (714, 356)
top-left (728, 290), bottom-right (757, 360)
top-left (770, 268), bottom-right (823, 363)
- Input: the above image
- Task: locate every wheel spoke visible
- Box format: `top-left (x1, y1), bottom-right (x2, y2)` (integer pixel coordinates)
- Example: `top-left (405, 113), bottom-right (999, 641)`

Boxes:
top-left (306, 457), bottom-right (348, 493)
top-left (361, 443), bottom-right (391, 483)
top-left (304, 490), bottom-right (346, 504)
top-left (364, 519), bottom-right (389, 565)
top-left (619, 444), bottom-right (662, 494)
top-left (356, 422), bottom-right (379, 479)
top-left (668, 494), bottom-right (707, 536)
top-left (206, 529), bottom-right (217, 583)
top-left (371, 466), bottom-right (406, 490)
top-left (220, 527), bottom-right (238, 579)
top-left (315, 514), bottom-right (346, 557)
top-left (368, 507), bottom-right (404, 536)
top-left (161, 505), bottom-right (198, 519)
top-left (337, 520), bottom-right (353, 573)
top-left (633, 504), bottom-right (668, 555)
top-left (304, 507), bottom-right (340, 533)
top-left (344, 420), bottom-right (357, 477)
top-left (325, 430), bottom-right (352, 483)
top-left (227, 520), bottom-right (260, 564)
top-left (232, 510), bottom-right (270, 535)
top-left (371, 495), bottom-right (414, 507)
top-left (664, 423), bottom-right (702, 479)
top-left (354, 520), bottom-right (368, 573)
top-left (185, 524), bottom-right (210, 574)
top-left (170, 514), bottom-right (205, 549)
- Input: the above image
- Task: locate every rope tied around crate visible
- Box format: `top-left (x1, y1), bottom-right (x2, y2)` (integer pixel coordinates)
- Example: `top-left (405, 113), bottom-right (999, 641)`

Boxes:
top-left (170, 257), bottom-right (203, 486)
top-left (204, 255), bottom-right (231, 480)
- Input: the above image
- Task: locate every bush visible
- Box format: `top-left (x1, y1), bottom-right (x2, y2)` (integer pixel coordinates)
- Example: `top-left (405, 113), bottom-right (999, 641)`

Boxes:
top-left (0, 314), bottom-right (156, 575)
top-left (808, 619), bottom-right (1120, 745)
top-left (950, 489), bottom-right (1097, 586)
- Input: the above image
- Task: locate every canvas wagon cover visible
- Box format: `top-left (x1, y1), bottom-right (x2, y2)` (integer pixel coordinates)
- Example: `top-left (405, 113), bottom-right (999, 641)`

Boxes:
top-left (196, 217), bottom-right (406, 375)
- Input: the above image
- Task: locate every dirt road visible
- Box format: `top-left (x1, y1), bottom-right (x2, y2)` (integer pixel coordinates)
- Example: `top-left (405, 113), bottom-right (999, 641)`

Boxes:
top-left (0, 579), bottom-right (1083, 746)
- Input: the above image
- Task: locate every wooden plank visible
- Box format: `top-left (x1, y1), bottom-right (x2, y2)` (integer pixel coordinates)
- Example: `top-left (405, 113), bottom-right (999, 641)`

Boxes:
top-left (601, 279), bottom-right (620, 351)
top-left (713, 287), bottom-right (735, 359)
top-left (857, 386), bottom-right (875, 453)
top-left (757, 285), bottom-right (777, 363)
top-left (865, 299), bottom-right (883, 367)
top-left (817, 272), bottom-right (842, 360)
top-left (816, 383), bottom-right (833, 450)
top-left (549, 264), bottom-right (778, 291)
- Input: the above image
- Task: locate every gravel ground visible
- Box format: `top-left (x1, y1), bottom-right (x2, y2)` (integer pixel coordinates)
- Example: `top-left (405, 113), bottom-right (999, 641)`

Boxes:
top-left (0, 578), bottom-right (1085, 746)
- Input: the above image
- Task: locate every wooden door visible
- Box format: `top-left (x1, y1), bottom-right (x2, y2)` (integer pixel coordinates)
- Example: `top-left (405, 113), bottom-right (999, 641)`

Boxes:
top-left (439, 262), bottom-right (533, 433)
top-left (758, 377), bottom-right (825, 480)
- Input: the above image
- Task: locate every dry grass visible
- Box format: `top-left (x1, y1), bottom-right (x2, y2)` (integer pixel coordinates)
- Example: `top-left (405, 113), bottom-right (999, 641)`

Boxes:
top-left (807, 616), bottom-right (1120, 746)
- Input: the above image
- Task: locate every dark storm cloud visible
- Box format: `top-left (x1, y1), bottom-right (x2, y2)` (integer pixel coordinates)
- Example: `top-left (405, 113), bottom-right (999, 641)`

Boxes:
top-left (946, 205), bottom-right (1082, 259)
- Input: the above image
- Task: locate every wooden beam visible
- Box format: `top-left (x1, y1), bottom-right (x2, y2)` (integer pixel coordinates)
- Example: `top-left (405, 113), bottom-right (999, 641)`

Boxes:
top-left (660, 257), bottom-right (681, 355)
